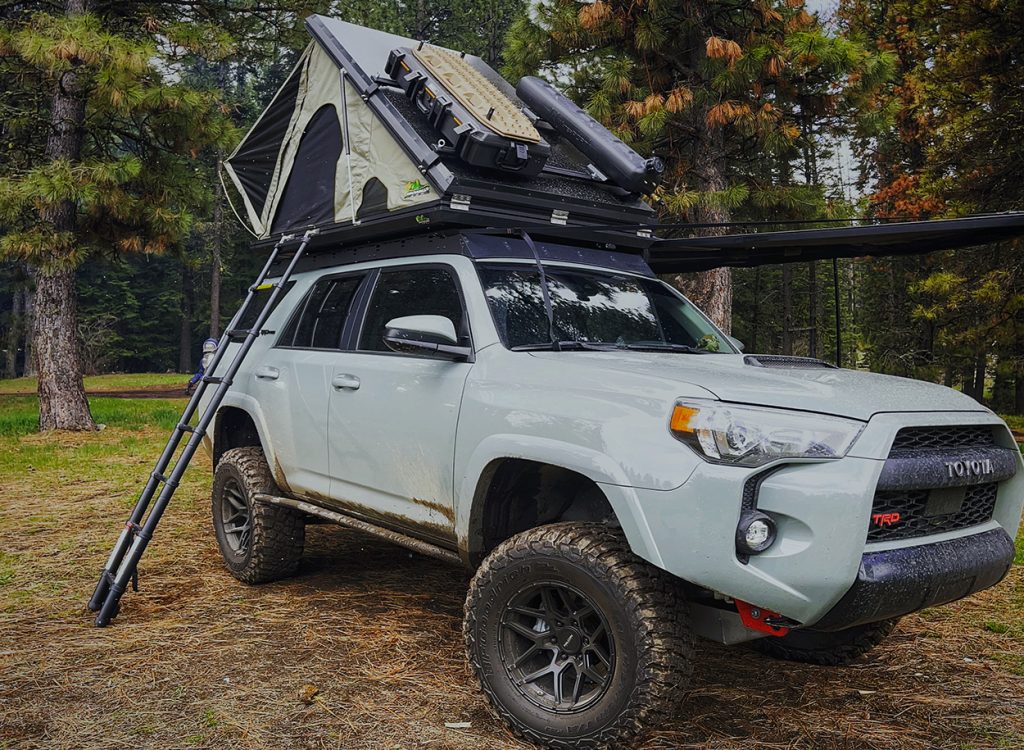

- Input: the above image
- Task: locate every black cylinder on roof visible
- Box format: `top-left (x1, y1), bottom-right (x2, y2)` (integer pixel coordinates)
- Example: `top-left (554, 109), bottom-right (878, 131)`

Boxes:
top-left (516, 76), bottom-right (664, 195)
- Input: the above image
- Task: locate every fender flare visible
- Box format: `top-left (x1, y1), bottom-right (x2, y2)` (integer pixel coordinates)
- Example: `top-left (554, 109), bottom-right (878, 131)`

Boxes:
top-left (456, 434), bottom-right (664, 568)
top-left (211, 393), bottom-right (277, 466)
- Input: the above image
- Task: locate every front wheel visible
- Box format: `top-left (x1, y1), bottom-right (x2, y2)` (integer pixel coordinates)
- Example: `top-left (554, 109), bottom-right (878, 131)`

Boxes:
top-left (464, 523), bottom-right (693, 749)
top-left (752, 618), bottom-right (900, 666)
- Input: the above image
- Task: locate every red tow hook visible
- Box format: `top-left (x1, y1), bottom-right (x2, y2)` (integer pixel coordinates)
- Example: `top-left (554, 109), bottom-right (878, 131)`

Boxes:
top-left (735, 600), bottom-right (790, 637)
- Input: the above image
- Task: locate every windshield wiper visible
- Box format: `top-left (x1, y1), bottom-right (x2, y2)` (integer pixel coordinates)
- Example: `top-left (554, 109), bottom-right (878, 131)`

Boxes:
top-left (511, 340), bottom-right (617, 352)
top-left (622, 342), bottom-right (710, 354)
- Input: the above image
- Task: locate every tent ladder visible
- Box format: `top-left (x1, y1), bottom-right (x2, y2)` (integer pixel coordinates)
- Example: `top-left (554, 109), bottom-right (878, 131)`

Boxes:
top-left (86, 228), bottom-right (318, 627)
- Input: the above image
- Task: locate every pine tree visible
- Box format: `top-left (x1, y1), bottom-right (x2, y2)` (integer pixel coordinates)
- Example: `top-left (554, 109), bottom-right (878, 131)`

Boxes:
top-left (842, 0), bottom-right (1024, 411)
top-left (0, 1), bottom-right (236, 429)
top-left (504, 0), bottom-right (885, 331)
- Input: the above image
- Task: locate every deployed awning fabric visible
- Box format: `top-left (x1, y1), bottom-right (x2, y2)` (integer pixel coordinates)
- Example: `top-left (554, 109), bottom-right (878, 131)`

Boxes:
top-left (645, 213), bottom-right (1024, 273)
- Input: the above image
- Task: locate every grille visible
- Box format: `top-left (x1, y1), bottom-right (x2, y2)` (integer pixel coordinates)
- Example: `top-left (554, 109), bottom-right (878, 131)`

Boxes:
top-left (890, 425), bottom-right (996, 453)
top-left (867, 483), bottom-right (998, 542)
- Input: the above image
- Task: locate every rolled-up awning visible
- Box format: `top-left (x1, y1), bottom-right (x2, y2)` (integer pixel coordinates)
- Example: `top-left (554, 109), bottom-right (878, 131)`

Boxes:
top-left (645, 213), bottom-right (1024, 273)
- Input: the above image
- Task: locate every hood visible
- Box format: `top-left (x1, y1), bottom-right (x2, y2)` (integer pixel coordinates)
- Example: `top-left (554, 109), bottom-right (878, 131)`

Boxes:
top-left (527, 351), bottom-right (987, 421)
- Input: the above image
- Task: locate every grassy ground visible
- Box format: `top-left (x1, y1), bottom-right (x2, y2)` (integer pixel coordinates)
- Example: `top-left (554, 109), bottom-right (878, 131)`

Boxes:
top-left (0, 372), bottom-right (186, 395)
top-left (1, 395), bottom-right (1022, 750)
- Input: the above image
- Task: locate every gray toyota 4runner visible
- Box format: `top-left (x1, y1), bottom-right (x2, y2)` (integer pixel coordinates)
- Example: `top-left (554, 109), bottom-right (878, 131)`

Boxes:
top-left (202, 232), bottom-right (1024, 749)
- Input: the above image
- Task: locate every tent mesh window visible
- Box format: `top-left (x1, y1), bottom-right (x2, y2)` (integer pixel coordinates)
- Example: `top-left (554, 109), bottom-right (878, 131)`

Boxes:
top-left (229, 63), bottom-right (303, 219)
top-left (271, 104), bottom-right (342, 234)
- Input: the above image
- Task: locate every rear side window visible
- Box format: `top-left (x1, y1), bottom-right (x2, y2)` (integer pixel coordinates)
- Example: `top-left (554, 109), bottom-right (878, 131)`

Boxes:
top-left (279, 275), bottom-right (363, 349)
top-left (358, 267), bottom-right (466, 352)
top-left (235, 281), bottom-right (296, 331)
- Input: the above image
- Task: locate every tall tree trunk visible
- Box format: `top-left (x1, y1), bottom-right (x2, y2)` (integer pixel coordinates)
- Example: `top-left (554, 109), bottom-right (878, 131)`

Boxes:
top-left (5, 287), bottom-right (22, 378)
top-left (665, 12), bottom-right (731, 333)
top-left (750, 266), bottom-right (760, 353)
top-left (782, 264), bottom-right (793, 355)
top-left (807, 261), bottom-right (817, 358)
top-left (33, 0), bottom-right (94, 430)
top-left (179, 262), bottom-right (194, 373)
top-left (992, 359), bottom-right (1011, 412)
top-left (1016, 327), bottom-right (1024, 414)
top-left (22, 287), bottom-right (35, 377)
top-left (32, 268), bottom-right (93, 429)
top-left (210, 159), bottom-right (224, 338)
top-left (667, 127), bottom-right (732, 332)
top-left (686, 129), bottom-right (732, 334)
top-left (971, 353), bottom-right (987, 402)
top-left (210, 63), bottom-right (227, 339)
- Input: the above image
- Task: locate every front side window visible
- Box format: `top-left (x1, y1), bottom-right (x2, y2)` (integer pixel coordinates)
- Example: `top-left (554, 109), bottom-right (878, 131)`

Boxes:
top-left (479, 264), bottom-right (732, 352)
top-left (278, 274), bottom-right (363, 349)
top-left (358, 266), bottom-right (466, 352)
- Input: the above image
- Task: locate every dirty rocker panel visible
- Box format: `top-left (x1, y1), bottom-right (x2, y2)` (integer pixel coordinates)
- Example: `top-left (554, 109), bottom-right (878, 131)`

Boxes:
top-left (811, 528), bottom-right (1016, 632)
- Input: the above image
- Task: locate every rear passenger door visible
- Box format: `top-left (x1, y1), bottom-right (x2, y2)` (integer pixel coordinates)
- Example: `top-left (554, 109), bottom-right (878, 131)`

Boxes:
top-left (255, 271), bottom-right (368, 499)
top-left (327, 264), bottom-right (473, 541)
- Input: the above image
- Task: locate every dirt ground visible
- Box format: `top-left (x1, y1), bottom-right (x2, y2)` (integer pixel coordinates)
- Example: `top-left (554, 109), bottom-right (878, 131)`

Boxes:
top-left (1, 423), bottom-right (1023, 750)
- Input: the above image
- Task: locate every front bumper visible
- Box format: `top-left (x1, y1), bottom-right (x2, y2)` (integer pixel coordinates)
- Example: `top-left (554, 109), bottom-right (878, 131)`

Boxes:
top-left (812, 527), bottom-right (1016, 631)
top-left (620, 411), bottom-right (1023, 628)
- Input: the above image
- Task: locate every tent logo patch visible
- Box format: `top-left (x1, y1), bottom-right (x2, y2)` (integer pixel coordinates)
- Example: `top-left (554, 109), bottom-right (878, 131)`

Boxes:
top-left (403, 180), bottom-right (431, 200)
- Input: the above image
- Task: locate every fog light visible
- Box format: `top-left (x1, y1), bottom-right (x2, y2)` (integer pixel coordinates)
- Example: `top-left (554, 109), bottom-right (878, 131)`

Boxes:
top-left (736, 512), bottom-right (776, 555)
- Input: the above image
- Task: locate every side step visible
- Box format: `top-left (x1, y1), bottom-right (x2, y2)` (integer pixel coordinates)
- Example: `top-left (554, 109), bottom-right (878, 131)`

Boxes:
top-left (254, 494), bottom-right (462, 566)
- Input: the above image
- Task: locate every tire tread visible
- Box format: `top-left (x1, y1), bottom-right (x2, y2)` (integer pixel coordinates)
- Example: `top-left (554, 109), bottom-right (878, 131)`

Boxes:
top-left (464, 522), bottom-right (694, 749)
top-left (213, 447), bottom-right (304, 584)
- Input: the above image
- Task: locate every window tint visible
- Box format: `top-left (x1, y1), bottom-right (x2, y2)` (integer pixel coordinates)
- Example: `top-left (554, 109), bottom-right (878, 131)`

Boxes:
top-left (235, 281), bottom-right (296, 331)
top-left (358, 267), bottom-right (465, 352)
top-left (279, 275), bottom-right (363, 349)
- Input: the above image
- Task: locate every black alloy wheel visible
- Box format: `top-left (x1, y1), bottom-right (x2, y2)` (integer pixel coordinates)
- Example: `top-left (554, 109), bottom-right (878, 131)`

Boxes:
top-left (218, 477), bottom-right (252, 555)
top-left (500, 581), bottom-right (615, 713)
top-left (465, 523), bottom-right (694, 749)
top-left (211, 447), bottom-right (304, 584)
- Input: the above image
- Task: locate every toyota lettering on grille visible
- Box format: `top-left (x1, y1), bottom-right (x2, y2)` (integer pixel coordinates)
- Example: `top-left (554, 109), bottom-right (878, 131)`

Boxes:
top-left (944, 458), bottom-right (994, 480)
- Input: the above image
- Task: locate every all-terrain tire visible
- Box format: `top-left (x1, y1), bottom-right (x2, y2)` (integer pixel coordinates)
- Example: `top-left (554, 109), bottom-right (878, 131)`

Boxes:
top-left (212, 446), bottom-right (304, 584)
top-left (752, 618), bottom-right (899, 666)
top-left (464, 522), bottom-right (694, 750)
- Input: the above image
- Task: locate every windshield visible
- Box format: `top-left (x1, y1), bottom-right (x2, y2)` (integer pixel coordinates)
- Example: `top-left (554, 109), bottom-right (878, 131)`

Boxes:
top-left (479, 263), bottom-right (733, 352)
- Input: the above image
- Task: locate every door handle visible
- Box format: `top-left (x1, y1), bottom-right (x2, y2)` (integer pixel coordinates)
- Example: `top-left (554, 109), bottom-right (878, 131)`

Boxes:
top-left (254, 366), bottom-right (279, 381)
top-left (332, 373), bottom-right (360, 391)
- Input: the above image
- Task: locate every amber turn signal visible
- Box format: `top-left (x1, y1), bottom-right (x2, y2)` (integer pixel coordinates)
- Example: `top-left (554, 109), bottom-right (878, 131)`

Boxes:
top-left (670, 404), bottom-right (699, 433)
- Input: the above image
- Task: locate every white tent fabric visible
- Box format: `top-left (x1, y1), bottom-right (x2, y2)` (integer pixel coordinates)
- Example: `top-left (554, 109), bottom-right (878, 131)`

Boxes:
top-left (224, 42), bottom-right (435, 239)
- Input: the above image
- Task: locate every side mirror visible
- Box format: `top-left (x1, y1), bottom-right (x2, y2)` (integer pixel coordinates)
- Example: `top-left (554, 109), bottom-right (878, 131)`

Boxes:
top-left (726, 335), bottom-right (745, 352)
top-left (383, 315), bottom-right (471, 360)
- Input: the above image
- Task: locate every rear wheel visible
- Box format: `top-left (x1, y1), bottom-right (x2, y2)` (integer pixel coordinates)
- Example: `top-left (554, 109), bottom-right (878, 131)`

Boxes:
top-left (212, 446), bottom-right (304, 584)
top-left (464, 523), bottom-right (693, 749)
top-left (752, 618), bottom-right (899, 666)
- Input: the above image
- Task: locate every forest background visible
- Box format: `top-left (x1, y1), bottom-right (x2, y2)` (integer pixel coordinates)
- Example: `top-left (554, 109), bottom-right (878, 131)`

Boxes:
top-left (2, 0), bottom-right (1022, 429)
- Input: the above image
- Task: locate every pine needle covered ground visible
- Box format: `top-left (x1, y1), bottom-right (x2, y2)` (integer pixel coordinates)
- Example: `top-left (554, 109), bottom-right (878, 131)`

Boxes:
top-left (1, 385), bottom-right (1022, 749)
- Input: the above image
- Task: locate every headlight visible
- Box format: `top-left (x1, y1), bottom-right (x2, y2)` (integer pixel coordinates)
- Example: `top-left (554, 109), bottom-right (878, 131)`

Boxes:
top-left (670, 399), bottom-right (863, 467)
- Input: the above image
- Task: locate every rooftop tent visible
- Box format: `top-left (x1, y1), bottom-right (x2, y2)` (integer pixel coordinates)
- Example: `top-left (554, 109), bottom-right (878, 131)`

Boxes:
top-left (224, 17), bottom-right (657, 246)
top-left (223, 29), bottom-right (439, 239)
